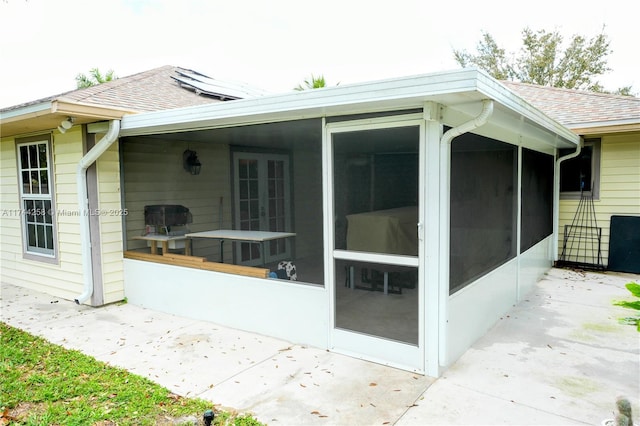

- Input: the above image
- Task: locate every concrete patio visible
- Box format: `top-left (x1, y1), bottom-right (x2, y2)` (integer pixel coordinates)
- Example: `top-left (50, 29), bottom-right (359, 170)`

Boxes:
top-left (1, 267), bottom-right (638, 425)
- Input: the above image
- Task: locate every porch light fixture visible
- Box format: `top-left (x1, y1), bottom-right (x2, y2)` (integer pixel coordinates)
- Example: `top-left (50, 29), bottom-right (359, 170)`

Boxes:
top-left (57, 117), bottom-right (74, 134)
top-left (183, 149), bottom-right (202, 175)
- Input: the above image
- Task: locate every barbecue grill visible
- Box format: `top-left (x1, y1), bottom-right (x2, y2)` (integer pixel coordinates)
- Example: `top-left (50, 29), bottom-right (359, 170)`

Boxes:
top-left (143, 204), bottom-right (192, 235)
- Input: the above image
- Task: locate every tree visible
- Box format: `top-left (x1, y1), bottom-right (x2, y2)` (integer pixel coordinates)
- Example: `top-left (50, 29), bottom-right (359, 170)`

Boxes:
top-left (454, 27), bottom-right (633, 95)
top-left (76, 68), bottom-right (117, 88)
top-left (454, 32), bottom-right (512, 81)
top-left (294, 74), bottom-right (328, 91)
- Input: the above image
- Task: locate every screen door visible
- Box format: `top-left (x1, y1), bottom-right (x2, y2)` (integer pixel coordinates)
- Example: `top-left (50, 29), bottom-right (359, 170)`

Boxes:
top-left (326, 117), bottom-right (424, 372)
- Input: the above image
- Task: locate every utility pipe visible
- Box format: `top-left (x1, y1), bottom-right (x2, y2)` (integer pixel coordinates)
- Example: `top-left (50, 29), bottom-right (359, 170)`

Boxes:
top-left (552, 138), bottom-right (582, 261)
top-left (438, 99), bottom-right (494, 368)
top-left (74, 120), bottom-right (121, 304)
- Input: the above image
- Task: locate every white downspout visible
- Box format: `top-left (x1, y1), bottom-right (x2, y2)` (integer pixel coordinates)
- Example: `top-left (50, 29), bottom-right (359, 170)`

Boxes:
top-left (552, 138), bottom-right (582, 261)
top-left (74, 120), bottom-right (121, 304)
top-left (438, 99), bottom-right (494, 368)
top-left (440, 99), bottom-right (494, 145)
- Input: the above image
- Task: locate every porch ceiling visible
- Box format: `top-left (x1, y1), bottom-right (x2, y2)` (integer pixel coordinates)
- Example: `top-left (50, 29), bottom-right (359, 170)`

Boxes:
top-left (129, 118), bottom-right (322, 150)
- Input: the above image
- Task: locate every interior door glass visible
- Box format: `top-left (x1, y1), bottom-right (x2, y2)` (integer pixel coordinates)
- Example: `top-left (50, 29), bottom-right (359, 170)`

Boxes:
top-left (235, 154), bottom-right (291, 264)
top-left (267, 159), bottom-right (287, 255)
top-left (237, 159), bottom-right (261, 261)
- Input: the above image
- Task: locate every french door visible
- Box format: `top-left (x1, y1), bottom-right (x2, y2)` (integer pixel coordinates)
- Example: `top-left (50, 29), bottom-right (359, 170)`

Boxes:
top-left (325, 116), bottom-right (425, 372)
top-left (233, 152), bottom-right (292, 265)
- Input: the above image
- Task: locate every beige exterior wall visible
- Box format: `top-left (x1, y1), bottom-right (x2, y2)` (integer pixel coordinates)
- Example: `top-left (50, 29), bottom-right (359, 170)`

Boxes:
top-left (558, 132), bottom-right (640, 265)
top-left (122, 138), bottom-right (232, 260)
top-left (96, 141), bottom-right (125, 303)
top-left (1, 128), bottom-right (85, 300)
top-left (0, 127), bottom-right (126, 304)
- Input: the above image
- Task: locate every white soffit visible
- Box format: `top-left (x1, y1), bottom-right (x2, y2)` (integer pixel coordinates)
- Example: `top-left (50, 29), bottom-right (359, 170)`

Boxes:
top-left (120, 68), bottom-right (579, 147)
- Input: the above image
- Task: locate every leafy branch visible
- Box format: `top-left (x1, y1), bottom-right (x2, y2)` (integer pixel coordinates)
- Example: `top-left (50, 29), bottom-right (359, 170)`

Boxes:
top-left (76, 68), bottom-right (117, 88)
top-left (613, 282), bottom-right (640, 331)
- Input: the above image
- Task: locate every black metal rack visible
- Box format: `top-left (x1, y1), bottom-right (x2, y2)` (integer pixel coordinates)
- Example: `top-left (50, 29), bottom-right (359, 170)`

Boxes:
top-left (558, 191), bottom-right (604, 270)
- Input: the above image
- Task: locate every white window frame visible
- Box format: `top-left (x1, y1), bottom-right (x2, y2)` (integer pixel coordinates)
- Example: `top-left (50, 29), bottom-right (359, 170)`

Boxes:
top-left (559, 139), bottom-right (601, 200)
top-left (16, 136), bottom-right (58, 261)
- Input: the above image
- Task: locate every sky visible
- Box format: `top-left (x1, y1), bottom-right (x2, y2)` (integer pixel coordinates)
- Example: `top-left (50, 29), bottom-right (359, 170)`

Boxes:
top-left (0, 0), bottom-right (638, 109)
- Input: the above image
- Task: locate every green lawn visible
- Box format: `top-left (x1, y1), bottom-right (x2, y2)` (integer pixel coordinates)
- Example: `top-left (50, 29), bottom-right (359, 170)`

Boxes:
top-left (0, 322), bottom-right (262, 425)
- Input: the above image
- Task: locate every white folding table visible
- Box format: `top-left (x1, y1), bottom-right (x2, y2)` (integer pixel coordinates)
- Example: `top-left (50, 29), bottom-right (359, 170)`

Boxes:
top-left (185, 230), bottom-right (296, 264)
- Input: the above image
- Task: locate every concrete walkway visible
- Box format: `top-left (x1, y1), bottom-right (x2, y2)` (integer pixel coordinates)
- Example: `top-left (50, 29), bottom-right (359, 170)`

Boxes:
top-left (1, 268), bottom-right (638, 425)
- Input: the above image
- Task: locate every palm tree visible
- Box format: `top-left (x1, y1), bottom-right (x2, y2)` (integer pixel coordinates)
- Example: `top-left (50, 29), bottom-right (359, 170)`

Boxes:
top-left (75, 68), bottom-right (117, 88)
top-left (294, 74), bottom-right (328, 91)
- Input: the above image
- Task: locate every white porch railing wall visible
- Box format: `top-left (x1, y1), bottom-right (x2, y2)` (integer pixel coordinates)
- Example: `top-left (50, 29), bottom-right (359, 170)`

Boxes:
top-left (124, 259), bottom-right (328, 349)
top-left (445, 236), bottom-right (552, 367)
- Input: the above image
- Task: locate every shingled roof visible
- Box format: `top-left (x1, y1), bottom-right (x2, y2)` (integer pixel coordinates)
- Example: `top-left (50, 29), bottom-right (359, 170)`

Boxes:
top-left (2, 65), bottom-right (268, 113)
top-left (4, 67), bottom-right (638, 136)
top-left (503, 81), bottom-right (640, 128)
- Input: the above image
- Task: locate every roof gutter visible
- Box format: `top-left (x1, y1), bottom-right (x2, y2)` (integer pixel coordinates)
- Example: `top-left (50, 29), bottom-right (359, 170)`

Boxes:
top-left (74, 120), bottom-right (121, 304)
top-left (438, 99), bottom-right (494, 368)
top-left (552, 139), bottom-right (582, 261)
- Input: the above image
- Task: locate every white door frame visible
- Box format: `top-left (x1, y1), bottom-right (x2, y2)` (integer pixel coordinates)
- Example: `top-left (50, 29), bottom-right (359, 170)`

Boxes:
top-left (323, 114), bottom-right (427, 373)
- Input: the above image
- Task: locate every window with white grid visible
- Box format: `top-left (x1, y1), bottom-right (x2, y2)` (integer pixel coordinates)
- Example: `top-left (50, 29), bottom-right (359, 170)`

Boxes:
top-left (17, 139), bottom-right (56, 257)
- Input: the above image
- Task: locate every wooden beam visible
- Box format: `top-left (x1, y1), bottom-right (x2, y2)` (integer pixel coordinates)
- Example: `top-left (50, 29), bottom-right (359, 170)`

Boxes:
top-left (124, 251), bottom-right (270, 278)
top-left (162, 253), bottom-right (206, 263)
top-left (197, 261), bottom-right (270, 278)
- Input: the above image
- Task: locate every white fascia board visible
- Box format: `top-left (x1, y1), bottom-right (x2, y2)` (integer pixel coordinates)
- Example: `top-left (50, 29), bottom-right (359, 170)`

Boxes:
top-left (120, 68), bottom-right (482, 136)
top-left (566, 117), bottom-right (640, 129)
top-left (1, 101), bottom-right (51, 120)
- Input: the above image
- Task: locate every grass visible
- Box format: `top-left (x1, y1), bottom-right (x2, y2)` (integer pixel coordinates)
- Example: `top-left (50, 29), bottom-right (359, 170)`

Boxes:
top-left (0, 322), bottom-right (263, 425)
top-left (613, 282), bottom-right (640, 331)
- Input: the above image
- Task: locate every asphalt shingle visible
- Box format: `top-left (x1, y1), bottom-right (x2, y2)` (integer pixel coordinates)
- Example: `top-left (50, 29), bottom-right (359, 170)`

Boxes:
top-left (503, 81), bottom-right (640, 127)
top-left (1, 65), bottom-right (263, 113)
